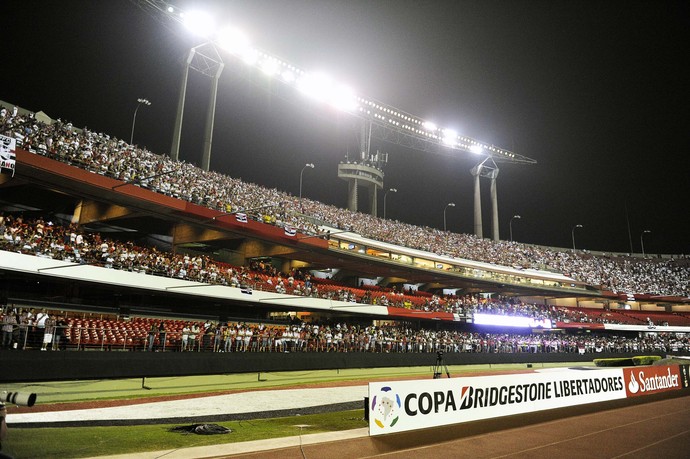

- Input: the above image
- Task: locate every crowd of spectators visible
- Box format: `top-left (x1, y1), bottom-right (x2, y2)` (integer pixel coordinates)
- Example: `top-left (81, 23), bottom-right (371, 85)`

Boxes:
top-left (7, 213), bottom-right (690, 328)
top-left (1, 104), bottom-right (689, 298)
top-left (3, 307), bottom-right (689, 355)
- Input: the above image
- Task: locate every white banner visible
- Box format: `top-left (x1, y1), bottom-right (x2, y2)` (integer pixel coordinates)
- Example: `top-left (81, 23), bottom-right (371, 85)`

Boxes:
top-left (0, 134), bottom-right (17, 176)
top-left (368, 369), bottom-right (626, 436)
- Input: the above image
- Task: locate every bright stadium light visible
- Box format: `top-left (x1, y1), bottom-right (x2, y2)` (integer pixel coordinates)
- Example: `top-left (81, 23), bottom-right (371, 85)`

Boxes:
top-left (151, 0), bottom-right (535, 164)
top-left (470, 144), bottom-right (484, 154)
top-left (329, 84), bottom-right (358, 111)
top-left (423, 121), bottom-right (438, 131)
top-left (297, 72), bottom-right (333, 102)
top-left (442, 129), bottom-right (458, 146)
top-left (281, 69), bottom-right (296, 83)
top-left (260, 57), bottom-right (280, 76)
top-left (183, 10), bottom-right (215, 38)
top-left (241, 48), bottom-right (260, 66)
top-left (217, 26), bottom-right (251, 55)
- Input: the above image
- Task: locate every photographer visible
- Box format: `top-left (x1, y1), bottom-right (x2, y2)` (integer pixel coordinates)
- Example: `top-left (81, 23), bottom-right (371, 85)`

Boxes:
top-left (0, 403), bottom-right (11, 459)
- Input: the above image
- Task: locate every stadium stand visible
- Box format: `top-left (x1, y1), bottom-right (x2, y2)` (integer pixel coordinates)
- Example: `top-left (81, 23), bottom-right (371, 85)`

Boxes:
top-left (5, 213), bottom-right (689, 325)
top-left (1, 104), bottom-right (688, 299)
top-left (3, 307), bottom-right (690, 354)
top-left (2, 100), bottom-right (690, 383)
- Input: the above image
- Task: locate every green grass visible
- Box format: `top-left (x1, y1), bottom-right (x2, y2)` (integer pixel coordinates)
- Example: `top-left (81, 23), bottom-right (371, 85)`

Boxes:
top-left (4, 362), bottom-right (576, 404)
top-left (3, 410), bottom-right (367, 459)
top-left (1, 362), bottom-right (583, 458)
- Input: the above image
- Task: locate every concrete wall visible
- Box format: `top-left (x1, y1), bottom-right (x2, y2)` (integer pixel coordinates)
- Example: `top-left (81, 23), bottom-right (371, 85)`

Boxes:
top-left (0, 350), bottom-right (667, 383)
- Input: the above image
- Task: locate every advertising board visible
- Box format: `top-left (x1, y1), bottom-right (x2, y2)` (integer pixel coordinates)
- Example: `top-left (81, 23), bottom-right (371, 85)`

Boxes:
top-left (369, 369), bottom-right (627, 435)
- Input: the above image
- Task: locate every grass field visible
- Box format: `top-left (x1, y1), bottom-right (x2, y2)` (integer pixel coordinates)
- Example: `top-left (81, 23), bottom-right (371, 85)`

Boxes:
top-left (5, 410), bottom-right (368, 459)
top-left (2, 362), bottom-right (581, 458)
top-left (3, 362), bottom-right (576, 404)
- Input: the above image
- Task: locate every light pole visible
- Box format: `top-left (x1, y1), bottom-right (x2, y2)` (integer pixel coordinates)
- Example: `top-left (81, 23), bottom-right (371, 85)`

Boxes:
top-left (130, 98), bottom-right (151, 145)
top-left (299, 163), bottom-right (314, 199)
top-left (640, 230), bottom-right (651, 257)
top-left (383, 188), bottom-right (397, 220)
top-left (571, 224), bottom-right (583, 250)
top-left (443, 203), bottom-right (456, 232)
top-left (509, 215), bottom-right (521, 242)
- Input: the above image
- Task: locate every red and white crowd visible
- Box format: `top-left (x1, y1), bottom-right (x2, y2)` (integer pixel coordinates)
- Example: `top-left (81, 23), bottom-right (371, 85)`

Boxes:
top-left (2, 105), bottom-right (688, 298)
top-left (3, 308), bottom-right (690, 354)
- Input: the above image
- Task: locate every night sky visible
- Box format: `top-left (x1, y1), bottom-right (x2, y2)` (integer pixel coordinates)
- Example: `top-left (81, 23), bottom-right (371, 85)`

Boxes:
top-left (3, 0), bottom-right (689, 255)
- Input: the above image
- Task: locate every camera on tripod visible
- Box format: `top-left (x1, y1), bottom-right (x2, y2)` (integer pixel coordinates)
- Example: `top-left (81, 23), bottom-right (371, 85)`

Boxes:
top-left (432, 350), bottom-right (450, 379)
top-left (1, 391), bottom-right (37, 407)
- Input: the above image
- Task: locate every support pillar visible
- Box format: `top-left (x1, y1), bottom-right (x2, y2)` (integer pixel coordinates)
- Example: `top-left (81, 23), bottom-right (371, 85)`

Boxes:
top-left (471, 157), bottom-right (499, 240)
top-left (369, 186), bottom-right (377, 217)
top-left (200, 62), bottom-right (224, 171)
top-left (489, 169), bottom-right (499, 241)
top-left (170, 43), bottom-right (224, 168)
top-left (347, 179), bottom-right (358, 212)
top-left (471, 166), bottom-right (483, 239)
top-left (170, 49), bottom-right (195, 162)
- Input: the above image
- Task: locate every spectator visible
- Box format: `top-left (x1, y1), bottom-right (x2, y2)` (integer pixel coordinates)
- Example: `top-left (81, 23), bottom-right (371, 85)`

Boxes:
top-left (147, 323), bottom-right (157, 352)
top-left (158, 322), bottom-right (166, 351)
top-left (1, 311), bottom-right (16, 349)
top-left (40, 314), bottom-right (56, 351)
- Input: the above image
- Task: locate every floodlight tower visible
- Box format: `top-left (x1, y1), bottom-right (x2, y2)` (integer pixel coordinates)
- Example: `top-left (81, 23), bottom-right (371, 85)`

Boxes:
top-left (135, 0), bottom-right (537, 229)
top-left (132, 1), bottom-right (225, 170)
top-left (170, 42), bottom-right (224, 171)
top-left (470, 156), bottom-right (500, 240)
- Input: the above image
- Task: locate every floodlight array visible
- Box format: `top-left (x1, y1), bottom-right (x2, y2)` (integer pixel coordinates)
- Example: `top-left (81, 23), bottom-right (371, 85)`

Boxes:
top-left (143, 0), bottom-right (534, 164)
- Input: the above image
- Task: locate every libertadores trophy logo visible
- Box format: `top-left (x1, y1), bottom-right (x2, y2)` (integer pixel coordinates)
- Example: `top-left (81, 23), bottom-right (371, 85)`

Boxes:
top-left (371, 386), bottom-right (401, 429)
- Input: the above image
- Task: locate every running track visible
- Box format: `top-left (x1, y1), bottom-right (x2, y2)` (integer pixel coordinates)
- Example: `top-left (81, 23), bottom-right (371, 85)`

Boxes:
top-left (230, 393), bottom-right (690, 458)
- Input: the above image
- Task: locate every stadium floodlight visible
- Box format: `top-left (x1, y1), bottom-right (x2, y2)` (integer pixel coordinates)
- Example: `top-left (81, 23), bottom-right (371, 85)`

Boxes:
top-left (442, 129), bottom-right (458, 146)
top-left (470, 144), bottom-right (484, 154)
top-left (216, 26), bottom-right (250, 55)
top-left (260, 57), bottom-right (280, 76)
top-left (296, 72), bottom-right (357, 112)
top-left (444, 202), bottom-right (456, 231)
top-left (183, 10), bottom-right (215, 38)
top-left (240, 48), bottom-right (259, 66)
top-left (281, 69), bottom-right (296, 83)
top-left (423, 121), bottom-right (438, 131)
top-left (297, 72), bottom-right (332, 101)
top-left (139, 0), bottom-right (537, 164)
top-left (329, 84), bottom-right (358, 112)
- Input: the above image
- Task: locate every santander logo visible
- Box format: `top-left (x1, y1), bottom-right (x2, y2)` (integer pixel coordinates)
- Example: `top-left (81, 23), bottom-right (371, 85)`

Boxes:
top-left (627, 373), bottom-right (640, 394)
top-left (623, 366), bottom-right (681, 397)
